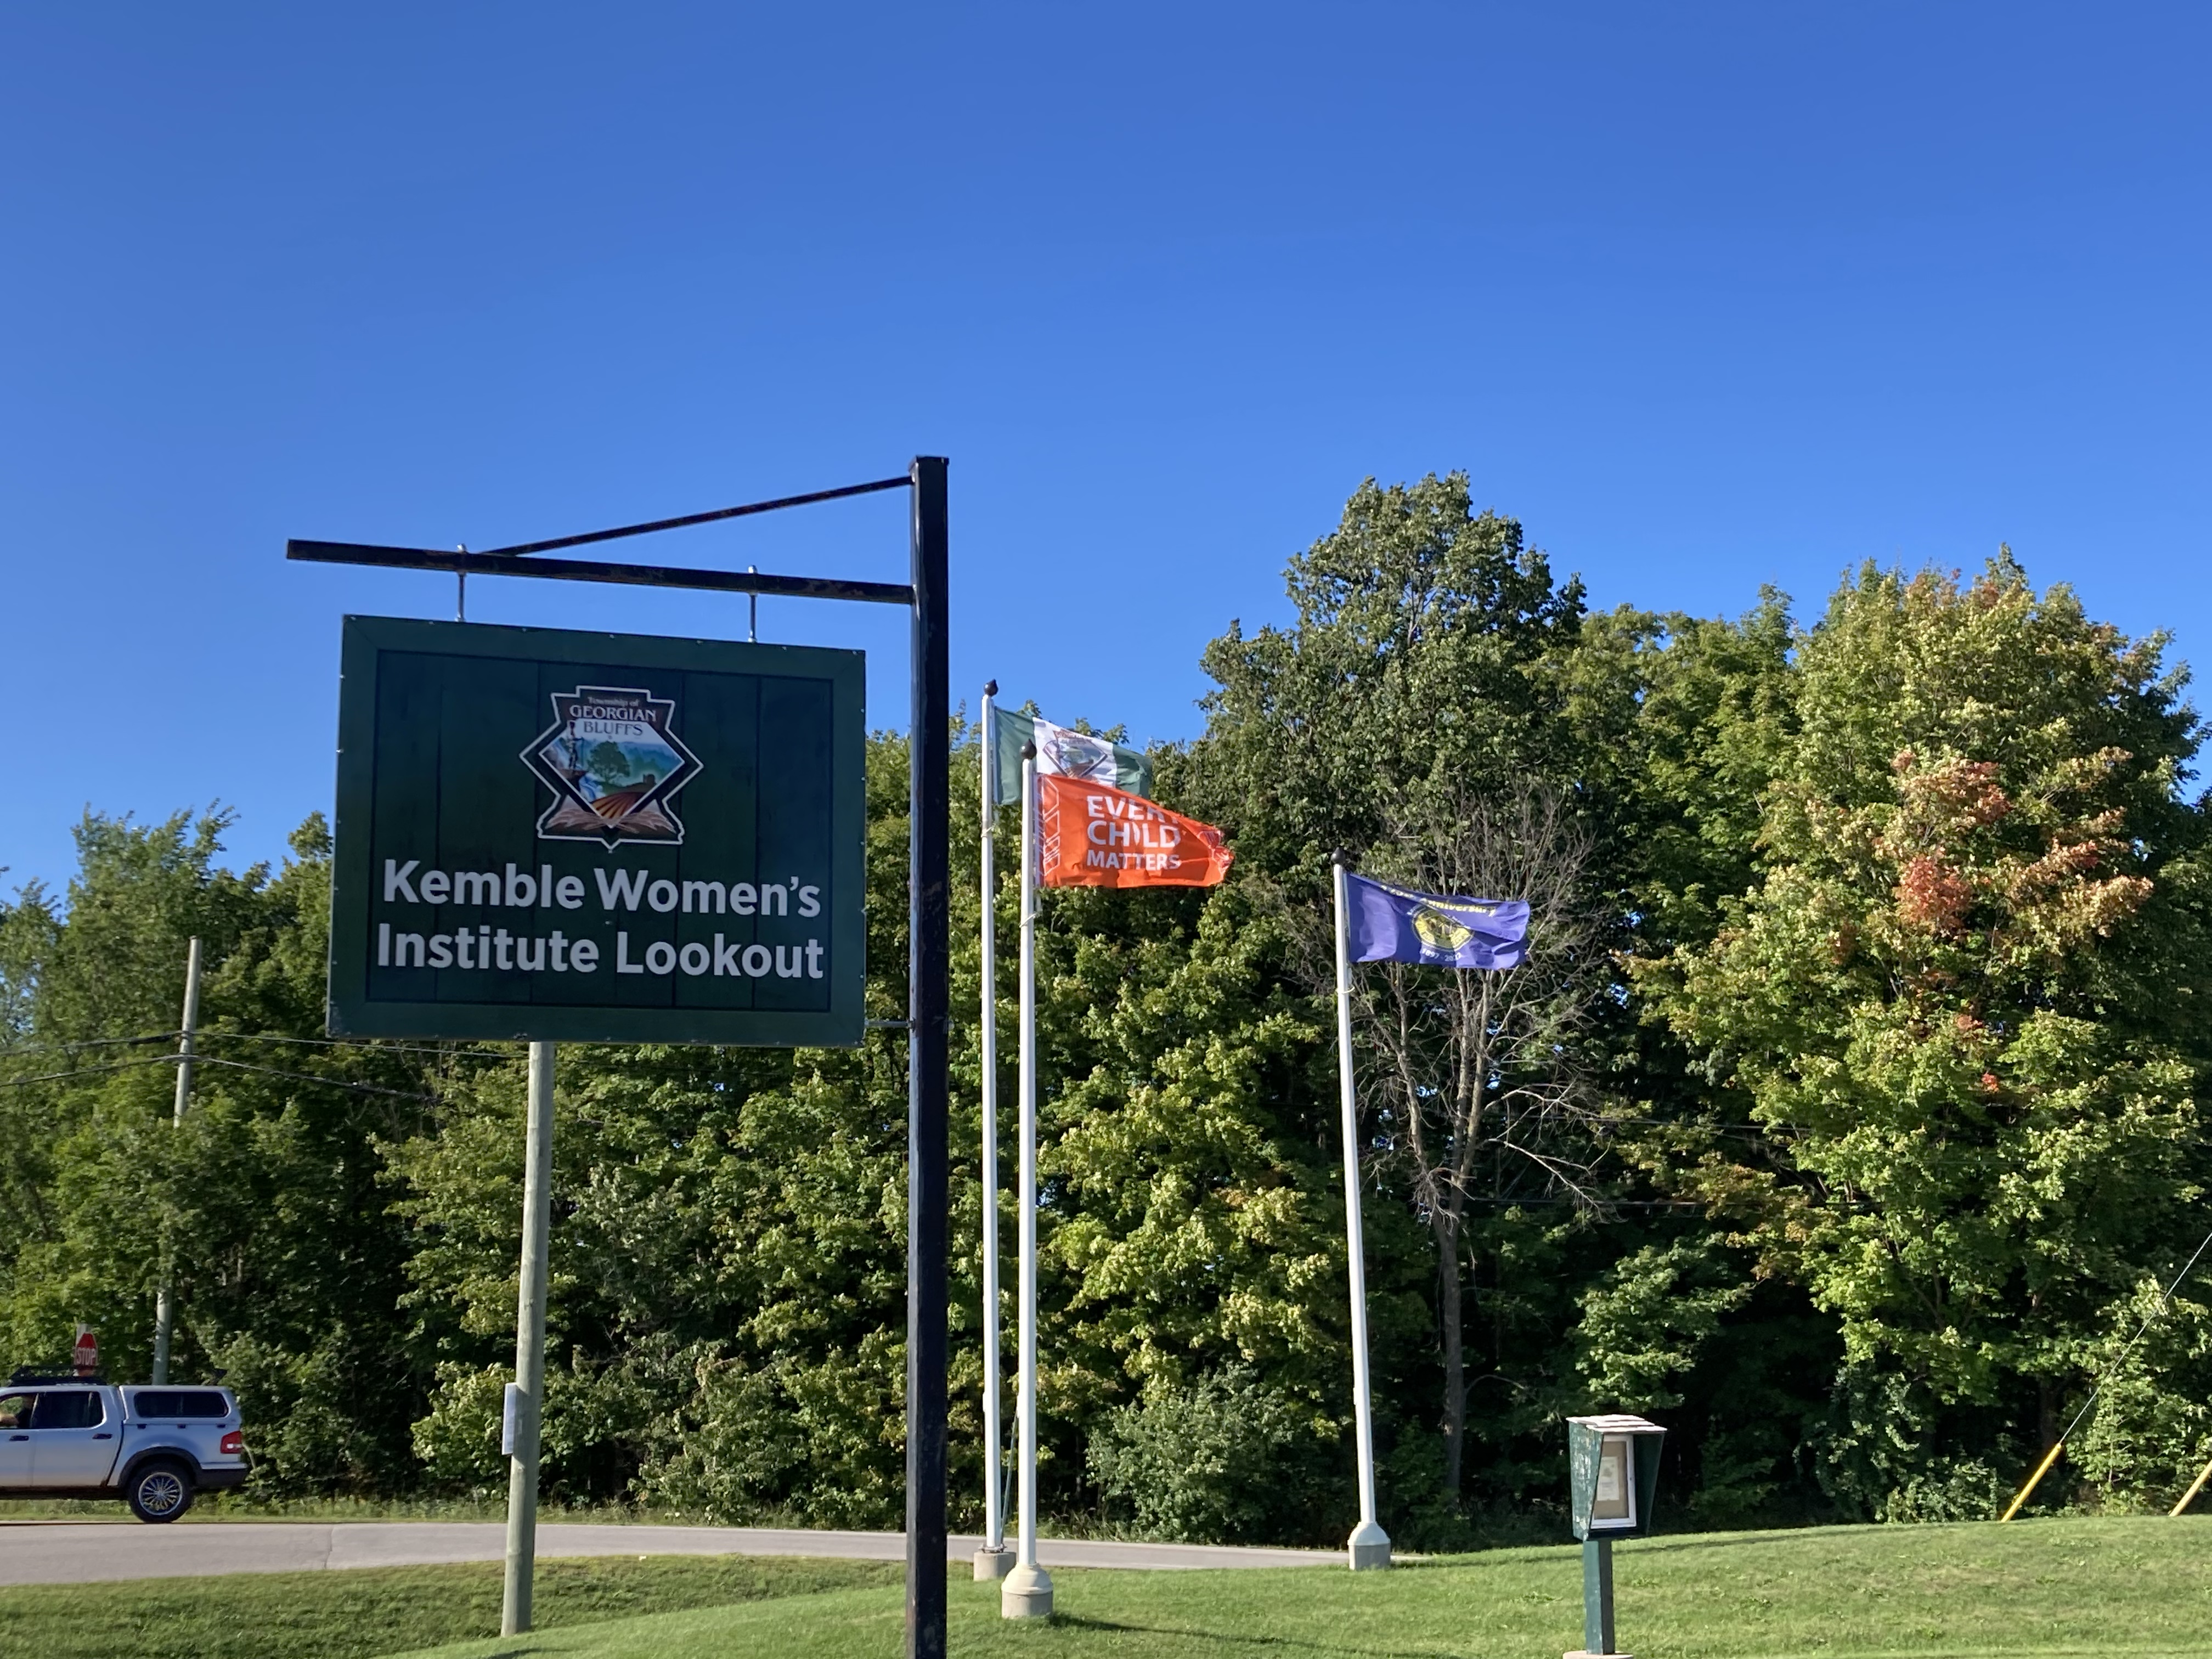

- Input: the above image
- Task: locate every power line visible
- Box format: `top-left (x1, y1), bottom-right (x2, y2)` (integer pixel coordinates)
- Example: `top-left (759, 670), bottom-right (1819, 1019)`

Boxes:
top-left (2, 1029), bottom-right (513, 1062)
top-left (189, 1056), bottom-right (440, 1103)
top-left (0, 1056), bottom-right (180, 1089)
top-left (1453, 1194), bottom-right (1707, 1210)
top-left (0, 1032), bottom-right (180, 1059)
top-left (2000, 1217), bottom-right (2212, 1521)
top-left (197, 1031), bottom-right (514, 1058)
top-left (0, 1052), bottom-right (443, 1102)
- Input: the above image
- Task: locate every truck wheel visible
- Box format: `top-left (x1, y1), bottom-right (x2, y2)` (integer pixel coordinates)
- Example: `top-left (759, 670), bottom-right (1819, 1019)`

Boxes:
top-left (126, 1459), bottom-right (194, 1523)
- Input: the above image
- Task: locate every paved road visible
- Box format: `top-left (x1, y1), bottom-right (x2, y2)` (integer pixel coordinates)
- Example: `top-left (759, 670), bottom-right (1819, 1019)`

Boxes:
top-left (0, 1521), bottom-right (1342, 1586)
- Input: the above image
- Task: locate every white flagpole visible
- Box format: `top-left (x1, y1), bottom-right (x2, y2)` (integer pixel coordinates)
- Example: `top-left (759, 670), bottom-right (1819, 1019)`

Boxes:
top-left (1003, 744), bottom-right (1054, 1619)
top-left (1334, 858), bottom-right (1391, 1571)
top-left (975, 685), bottom-right (1009, 1578)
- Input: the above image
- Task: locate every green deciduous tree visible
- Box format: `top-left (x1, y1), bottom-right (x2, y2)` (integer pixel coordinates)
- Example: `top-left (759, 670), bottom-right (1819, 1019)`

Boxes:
top-left (1644, 556), bottom-right (2212, 1515)
top-left (1189, 475), bottom-right (1628, 1530)
top-left (1191, 473), bottom-right (1587, 864)
top-left (0, 810), bottom-right (453, 1493)
top-left (14, 488), bottom-right (2212, 1541)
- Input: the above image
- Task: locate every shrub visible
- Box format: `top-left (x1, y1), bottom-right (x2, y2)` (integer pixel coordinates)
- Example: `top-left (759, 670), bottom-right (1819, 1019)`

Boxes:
top-left (1086, 1367), bottom-right (1342, 1545)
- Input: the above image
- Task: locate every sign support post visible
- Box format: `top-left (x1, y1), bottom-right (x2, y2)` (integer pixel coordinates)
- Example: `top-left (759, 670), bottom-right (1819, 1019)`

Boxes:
top-left (1565, 1413), bottom-right (1667, 1659)
top-left (502, 1041), bottom-right (557, 1635)
top-left (905, 457), bottom-right (951, 1658)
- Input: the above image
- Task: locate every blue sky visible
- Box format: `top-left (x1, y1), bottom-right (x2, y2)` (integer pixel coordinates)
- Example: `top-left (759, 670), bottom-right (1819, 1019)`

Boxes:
top-left (3, 3), bottom-right (2206, 894)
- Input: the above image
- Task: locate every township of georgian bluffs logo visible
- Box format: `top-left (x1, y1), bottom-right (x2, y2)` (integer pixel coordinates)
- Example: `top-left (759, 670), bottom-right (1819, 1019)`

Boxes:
top-left (1040, 724), bottom-right (1119, 783)
top-left (521, 686), bottom-right (701, 849)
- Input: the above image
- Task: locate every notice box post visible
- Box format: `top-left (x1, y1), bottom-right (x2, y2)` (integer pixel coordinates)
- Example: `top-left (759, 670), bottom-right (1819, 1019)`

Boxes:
top-left (329, 615), bottom-right (866, 1046)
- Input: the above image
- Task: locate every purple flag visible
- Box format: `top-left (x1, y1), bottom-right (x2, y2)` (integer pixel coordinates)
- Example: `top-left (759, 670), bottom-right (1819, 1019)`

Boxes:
top-left (1344, 872), bottom-right (1529, 969)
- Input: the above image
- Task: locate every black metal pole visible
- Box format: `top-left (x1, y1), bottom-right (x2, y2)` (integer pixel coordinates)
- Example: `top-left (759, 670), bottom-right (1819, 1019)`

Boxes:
top-left (906, 455), bottom-right (951, 1658)
top-left (290, 469), bottom-right (945, 1638)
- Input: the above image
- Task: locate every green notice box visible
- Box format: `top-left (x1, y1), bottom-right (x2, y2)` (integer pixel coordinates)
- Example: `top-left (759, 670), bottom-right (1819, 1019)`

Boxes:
top-left (329, 616), bottom-right (866, 1045)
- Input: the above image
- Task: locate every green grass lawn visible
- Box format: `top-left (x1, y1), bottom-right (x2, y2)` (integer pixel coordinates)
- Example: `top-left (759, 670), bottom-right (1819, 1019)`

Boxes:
top-left (3, 1517), bottom-right (2207, 1659)
top-left (383, 1517), bottom-right (2212, 1659)
top-left (0, 1554), bottom-right (897, 1659)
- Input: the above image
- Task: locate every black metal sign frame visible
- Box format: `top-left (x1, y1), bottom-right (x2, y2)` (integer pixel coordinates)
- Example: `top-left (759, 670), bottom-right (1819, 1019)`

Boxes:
top-left (286, 459), bottom-right (951, 1658)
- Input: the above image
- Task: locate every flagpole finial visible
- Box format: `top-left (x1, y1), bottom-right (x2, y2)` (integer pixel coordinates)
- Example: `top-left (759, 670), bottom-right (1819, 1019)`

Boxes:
top-left (1021, 741), bottom-right (1036, 759)
top-left (1332, 848), bottom-right (1352, 870)
top-left (984, 680), bottom-right (998, 697)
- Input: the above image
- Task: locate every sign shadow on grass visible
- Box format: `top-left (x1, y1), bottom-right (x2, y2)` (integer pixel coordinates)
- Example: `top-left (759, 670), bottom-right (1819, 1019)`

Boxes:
top-left (1047, 1611), bottom-right (1438, 1658)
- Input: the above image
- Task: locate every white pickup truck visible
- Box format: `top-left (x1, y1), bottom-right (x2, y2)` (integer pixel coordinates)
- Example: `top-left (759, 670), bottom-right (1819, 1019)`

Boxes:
top-left (0, 1373), bottom-right (250, 1521)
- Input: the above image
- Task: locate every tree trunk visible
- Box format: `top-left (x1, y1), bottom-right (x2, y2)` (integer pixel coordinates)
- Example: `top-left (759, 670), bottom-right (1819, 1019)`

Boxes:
top-left (1435, 1207), bottom-right (1464, 1505)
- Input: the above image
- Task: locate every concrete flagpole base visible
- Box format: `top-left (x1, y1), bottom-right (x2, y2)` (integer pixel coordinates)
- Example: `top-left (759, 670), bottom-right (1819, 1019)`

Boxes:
top-left (1347, 1518), bottom-right (1392, 1571)
top-left (1001, 1561), bottom-right (1054, 1618)
top-left (973, 1547), bottom-right (1014, 1581)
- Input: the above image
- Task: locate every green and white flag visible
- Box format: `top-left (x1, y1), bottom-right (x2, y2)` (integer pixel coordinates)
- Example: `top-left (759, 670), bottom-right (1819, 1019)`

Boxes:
top-left (990, 707), bottom-right (1153, 806)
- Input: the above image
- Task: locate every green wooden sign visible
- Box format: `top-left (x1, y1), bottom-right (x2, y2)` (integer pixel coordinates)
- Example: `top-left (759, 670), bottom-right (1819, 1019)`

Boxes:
top-left (329, 616), bottom-right (866, 1045)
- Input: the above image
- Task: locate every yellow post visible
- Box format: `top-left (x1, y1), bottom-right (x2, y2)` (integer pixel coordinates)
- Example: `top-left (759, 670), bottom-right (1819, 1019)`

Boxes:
top-left (2000, 1439), bottom-right (2067, 1522)
top-left (2170, 1451), bottom-right (2212, 1517)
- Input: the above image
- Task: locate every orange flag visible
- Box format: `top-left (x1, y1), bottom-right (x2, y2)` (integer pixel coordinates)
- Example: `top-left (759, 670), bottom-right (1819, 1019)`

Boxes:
top-left (1038, 774), bottom-right (1234, 888)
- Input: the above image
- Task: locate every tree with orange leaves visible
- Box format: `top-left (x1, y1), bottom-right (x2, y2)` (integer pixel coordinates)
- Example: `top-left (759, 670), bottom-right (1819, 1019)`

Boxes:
top-left (1642, 552), bottom-right (2212, 1519)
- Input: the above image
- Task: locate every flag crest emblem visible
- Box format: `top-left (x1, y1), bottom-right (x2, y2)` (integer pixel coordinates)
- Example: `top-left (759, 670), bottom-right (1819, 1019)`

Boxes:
top-left (1412, 905), bottom-right (1476, 953)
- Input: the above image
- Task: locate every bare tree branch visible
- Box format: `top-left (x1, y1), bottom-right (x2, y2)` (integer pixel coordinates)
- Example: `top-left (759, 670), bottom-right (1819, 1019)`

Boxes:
top-left (1305, 781), bottom-right (1612, 1502)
